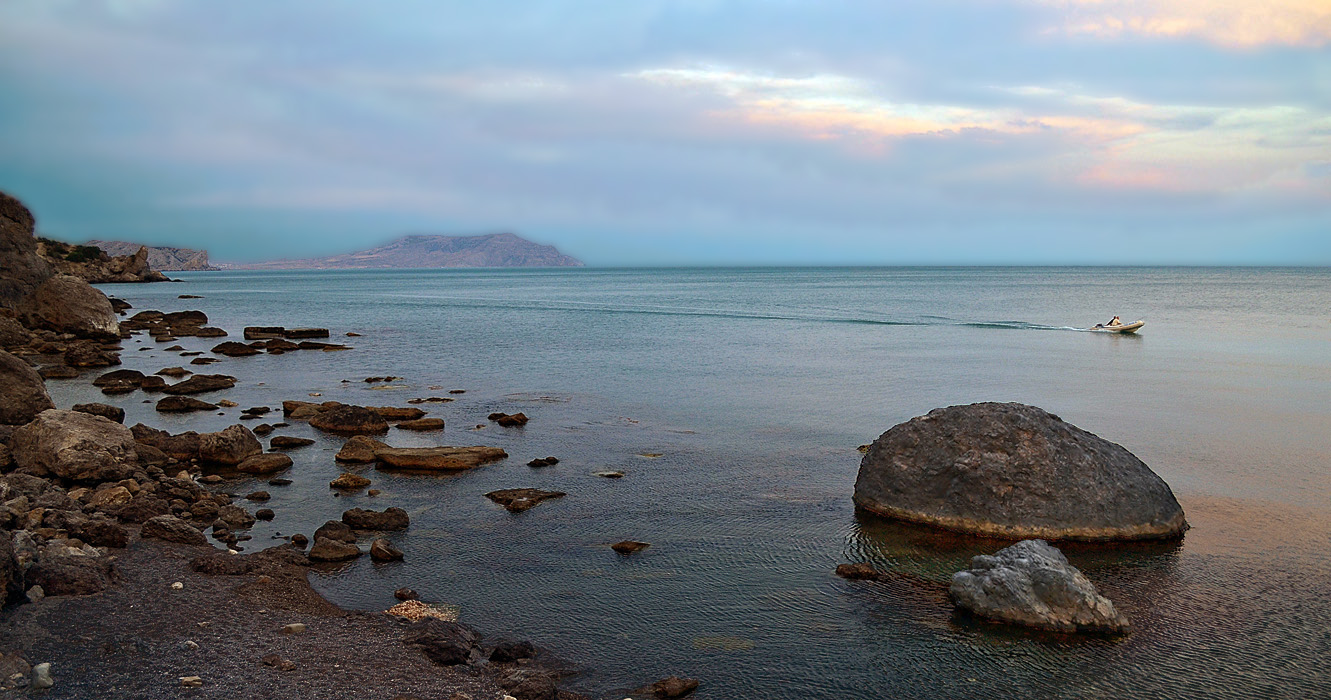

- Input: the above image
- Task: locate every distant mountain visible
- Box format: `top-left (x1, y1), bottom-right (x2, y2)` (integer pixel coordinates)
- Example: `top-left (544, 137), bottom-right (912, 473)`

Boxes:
top-left (231, 233), bottom-right (584, 269)
top-left (89, 240), bottom-right (215, 271)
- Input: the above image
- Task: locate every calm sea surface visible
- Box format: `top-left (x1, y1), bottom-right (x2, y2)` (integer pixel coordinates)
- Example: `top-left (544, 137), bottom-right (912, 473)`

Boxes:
top-left (55, 267), bottom-right (1331, 699)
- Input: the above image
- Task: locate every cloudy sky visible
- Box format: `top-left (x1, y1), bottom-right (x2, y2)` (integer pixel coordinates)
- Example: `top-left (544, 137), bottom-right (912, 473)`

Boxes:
top-left (0, 1), bottom-right (1327, 264)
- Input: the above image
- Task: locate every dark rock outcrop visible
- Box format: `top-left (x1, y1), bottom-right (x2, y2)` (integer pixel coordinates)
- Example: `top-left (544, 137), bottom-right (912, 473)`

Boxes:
top-left (950, 539), bottom-right (1130, 634)
top-left (161, 374), bottom-right (236, 395)
top-left (395, 417), bottom-right (445, 431)
top-left (369, 538), bottom-right (404, 561)
top-left (853, 403), bottom-right (1187, 541)
top-left (71, 402), bottom-right (126, 423)
top-left (198, 425), bottom-right (262, 466)
top-left (155, 396), bottom-right (219, 413)
top-left (141, 515), bottom-right (209, 546)
top-left (375, 446), bottom-right (507, 470)
top-left (0, 349), bottom-right (55, 425)
top-left (342, 507), bottom-right (409, 531)
top-left (236, 453), bottom-right (293, 474)
top-left (402, 618), bottom-right (482, 666)
top-left (0, 191), bottom-right (53, 309)
top-left (307, 537), bottom-right (361, 562)
top-left (20, 274), bottom-right (120, 339)
top-left (308, 405), bottom-right (389, 436)
top-left (36, 239), bottom-right (169, 283)
top-left (25, 553), bottom-right (115, 597)
top-left (485, 489), bottom-right (565, 513)
top-left (11, 409), bottom-right (138, 481)
top-left (652, 676), bottom-right (700, 699)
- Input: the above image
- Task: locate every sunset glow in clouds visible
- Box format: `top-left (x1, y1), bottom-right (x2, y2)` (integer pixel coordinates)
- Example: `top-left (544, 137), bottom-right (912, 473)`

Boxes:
top-left (0, 1), bottom-right (1326, 263)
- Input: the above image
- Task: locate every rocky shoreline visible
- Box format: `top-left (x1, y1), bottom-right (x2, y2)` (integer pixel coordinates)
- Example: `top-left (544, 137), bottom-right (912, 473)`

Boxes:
top-left (1, 191), bottom-right (697, 699)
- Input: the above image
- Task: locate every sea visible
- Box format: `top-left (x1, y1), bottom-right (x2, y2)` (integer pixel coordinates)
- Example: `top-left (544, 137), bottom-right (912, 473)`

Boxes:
top-left (49, 266), bottom-right (1330, 699)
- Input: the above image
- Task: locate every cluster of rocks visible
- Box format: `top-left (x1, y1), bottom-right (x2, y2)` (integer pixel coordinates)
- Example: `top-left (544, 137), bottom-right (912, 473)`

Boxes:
top-left (118, 309), bottom-right (226, 341)
top-left (213, 337), bottom-right (346, 357)
top-left (34, 238), bottom-right (170, 284)
top-left (333, 435), bottom-right (509, 472)
top-left (843, 401), bottom-right (1190, 635)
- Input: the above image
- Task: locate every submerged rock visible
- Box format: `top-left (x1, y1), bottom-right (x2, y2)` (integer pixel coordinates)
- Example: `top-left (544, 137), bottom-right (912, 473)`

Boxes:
top-left (342, 507), bottom-right (409, 531)
top-left (949, 539), bottom-right (1130, 634)
top-left (375, 446), bottom-right (507, 471)
top-left (853, 402), bottom-right (1187, 541)
top-left (485, 489), bottom-right (565, 513)
top-left (309, 405), bottom-right (389, 436)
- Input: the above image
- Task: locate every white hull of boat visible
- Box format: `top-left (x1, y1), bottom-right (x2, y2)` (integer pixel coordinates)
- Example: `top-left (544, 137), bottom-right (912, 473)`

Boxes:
top-left (1090, 320), bottom-right (1145, 334)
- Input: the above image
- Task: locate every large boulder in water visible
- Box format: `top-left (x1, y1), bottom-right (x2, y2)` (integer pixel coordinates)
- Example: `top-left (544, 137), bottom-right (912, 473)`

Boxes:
top-left (0, 349), bottom-right (55, 425)
top-left (950, 539), bottom-right (1130, 633)
top-left (20, 274), bottom-right (120, 339)
top-left (853, 402), bottom-right (1186, 541)
top-left (11, 409), bottom-right (139, 481)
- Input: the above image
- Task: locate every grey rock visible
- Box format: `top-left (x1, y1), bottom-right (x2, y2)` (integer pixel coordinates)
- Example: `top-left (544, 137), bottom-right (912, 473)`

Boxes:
top-left (854, 402), bottom-right (1187, 541)
top-left (307, 536), bottom-right (361, 562)
top-left (950, 539), bottom-right (1130, 633)
top-left (198, 425), bottom-right (261, 466)
top-left (20, 274), bottom-right (119, 339)
top-left (142, 515), bottom-right (208, 546)
top-left (31, 662), bottom-right (53, 689)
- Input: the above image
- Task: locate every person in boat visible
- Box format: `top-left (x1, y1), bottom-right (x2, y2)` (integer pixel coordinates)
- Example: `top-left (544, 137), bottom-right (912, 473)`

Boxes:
top-left (1106, 316), bottom-right (1122, 327)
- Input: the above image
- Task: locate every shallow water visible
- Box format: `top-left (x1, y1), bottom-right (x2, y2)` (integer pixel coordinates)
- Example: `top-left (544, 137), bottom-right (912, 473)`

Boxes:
top-left (49, 266), bottom-right (1331, 698)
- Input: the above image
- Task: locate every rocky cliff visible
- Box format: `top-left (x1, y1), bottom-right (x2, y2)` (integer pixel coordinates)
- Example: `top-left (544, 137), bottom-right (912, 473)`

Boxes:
top-left (0, 194), bottom-right (53, 309)
top-left (36, 240), bottom-right (170, 284)
top-left (234, 233), bottom-right (584, 269)
top-left (88, 241), bottom-right (215, 271)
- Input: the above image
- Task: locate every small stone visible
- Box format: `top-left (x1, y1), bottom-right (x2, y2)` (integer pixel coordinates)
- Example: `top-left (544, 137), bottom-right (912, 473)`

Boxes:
top-left (611, 541), bottom-right (650, 554)
top-left (180, 676), bottom-right (203, 687)
top-left (181, 640), bottom-right (199, 650)
top-left (281, 623), bottom-right (306, 635)
top-left (330, 473), bottom-right (371, 489)
top-left (835, 563), bottom-right (880, 580)
top-left (246, 491), bottom-right (271, 502)
top-left (367, 489), bottom-right (381, 497)
top-left (593, 471), bottom-right (625, 479)
top-left (268, 477), bottom-right (292, 486)
top-left (172, 582), bottom-right (184, 590)
top-left (32, 663), bottom-right (53, 690)
top-left (256, 509), bottom-right (275, 521)
top-left (290, 534), bottom-right (308, 548)
top-left (218, 400), bottom-right (239, 408)
top-left (26, 585), bottom-right (45, 603)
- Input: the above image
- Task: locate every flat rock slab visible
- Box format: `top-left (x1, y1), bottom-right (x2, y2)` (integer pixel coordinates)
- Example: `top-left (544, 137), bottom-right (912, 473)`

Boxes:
top-left (853, 402), bottom-right (1187, 541)
top-left (950, 539), bottom-right (1130, 634)
top-left (485, 488), bottom-right (565, 513)
top-left (376, 446), bottom-right (507, 471)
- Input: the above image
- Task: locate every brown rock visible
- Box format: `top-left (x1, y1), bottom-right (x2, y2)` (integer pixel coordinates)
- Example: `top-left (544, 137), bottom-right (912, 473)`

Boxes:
top-left (156, 396), bottom-right (219, 413)
top-left (611, 541), bottom-right (650, 555)
top-left (396, 418), bottom-right (445, 431)
top-left (11, 409), bottom-right (138, 481)
top-left (342, 507), bottom-right (409, 530)
top-left (0, 349), bottom-right (54, 425)
top-left (488, 412), bottom-right (529, 427)
top-left (309, 405), bottom-right (389, 436)
top-left (330, 473), bottom-right (371, 489)
top-left (269, 436), bottom-right (314, 449)
top-left (373, 406), bottom-right (426, 421)
top-left (485, 489), bottom-right (565, 513)
top-left (162, 374), bottom-right (237, 395)
top-left (652, 676), bottom-right (700, 699)
top-left (20, 274), bottom-right (120, 339)
top-left (237, 453), bottom-right (294, 475)
top-left (156, 366), bottom-right (191, 377)
top-left (369, 538), bottom-right (404, 561)
top-left (130, 424), bottom-right (201, 460)
top-left (375, 446), bottom-right (507, 471)
top-left (142, 515), bottom-right (208, 546)
top-left (211, 341), bottom-right (261, 357)
top-left (199, 425), bottom-right (262, 465)
top-left (92, 368), bottom-right (145, 387)
top-left (307, 537), bottom-right (361, 562)
top-left (336, 435), bottom-right (388, 463)
top-left (63, 340), bottom-right (120, 368)
top-left (835, 563), bottom-right (881, 580)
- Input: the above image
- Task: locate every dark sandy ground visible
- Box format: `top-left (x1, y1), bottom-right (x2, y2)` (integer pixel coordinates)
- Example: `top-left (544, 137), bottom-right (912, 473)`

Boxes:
top-left (0, 530), bottom-right (590, 700)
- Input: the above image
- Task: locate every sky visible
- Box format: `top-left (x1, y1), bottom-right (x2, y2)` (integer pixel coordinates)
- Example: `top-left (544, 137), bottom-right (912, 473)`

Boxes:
top-left (0, 1), bottom-right (1327, 265)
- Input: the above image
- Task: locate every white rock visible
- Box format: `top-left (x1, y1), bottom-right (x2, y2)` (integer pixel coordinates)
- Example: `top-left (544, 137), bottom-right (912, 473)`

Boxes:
top-left (281, 623), bottom-right (307, 635)
top-left (171, 582), bottom-right (184, 590)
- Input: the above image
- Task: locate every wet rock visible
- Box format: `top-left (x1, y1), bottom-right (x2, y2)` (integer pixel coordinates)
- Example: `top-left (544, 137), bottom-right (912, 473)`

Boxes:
top-left (314, 520), bottom-right (356, 544)
top-left (268, 477), bottom-right (292, 486)
top-left (375, 446), bottom-right (507, 471)
top-left (162, 374), bottom-right (237, 395)
top-left (92, 368), bottom-right (144, 387)
top-left (252, 423), bottom-right (275, 436)
top-left (488, 412), bottom-right (529, 427)
top-left (156, 366), bottom-right (191, 377)
top-left (211, 341), bottom-right (261, 357)
top-left (199, 425), bottom-right (261, 466)
top-left (98, 381), bottom-right (136, 395)
top-left (256, 508), bottom-right (275, 521)
top-left (217, 504), bottom-right (257, 530)
top-left (283, 328), bottom-right (329, 339)
top-left (236, 453), bottom-right (293, 474)
top-left (500, 670), bottom-right (557, 700)
top-left (489, 640), bottom-right (536, 663)
top-left (396, 418), bottom-right (445, 431)
top-left (0, 350), bottom-right (55, 425)
top-left (394, 587), bottom-right (418, 601)
top-left (485, 489), bottom-right (565, 513)
top-left (854, 402), bottom-right (1188, 541)
top-left (369, 538), bottom-right (404, 561)
top-left (155, 396), bottom-right (218, 413)
top-left (269, 436), bottom-right (314, 449)
top-left (243, 326), bottom-right (285, 340)
top-left (402, 618), bottom-right (482, 666)
top-left (330, 473), bottom-right (371, 489)
top-left (342, 507), bottom-right (409, 531)
top-left (11, 409), bottom-right (138, 481)
top-left (139, 375), bottom-right (168, 392)
top-left (611, 541), bottom-right (650, 555)
top-left (245, 491), bottom-right (271, 502)
top-left (651, 676), bottom-right (700, 698)
top-left (142, 515), bottom-right (209, 546)
top-left (289, 533), bottom-right (308, 548)
top-left (130, 424), bottom-right (201, 460)
top-left (950, 539), bottom-right (1130, 634)
top-left (63, 340), bottom-right (121, 368)
top-left (335, 435), bottom-right (388, 463)
top-left (592, 471), bottom-right (624, 479)
top-left (309, 405), bottom-right (390, 435)
top-left (373, 406), bottom-right (426, 421)
top-left (526, 457), bottom-right (559, 468)
top-left (307, 537), bottom-right (361, 562)
top-left (835, 563), bottom-right (881, 580)
top-left (20, 274), bottom-right (119, 339)
top-left (71, 402), bottom-right (126, 424)
top-left (162, 310), bottom-right (207, 326)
